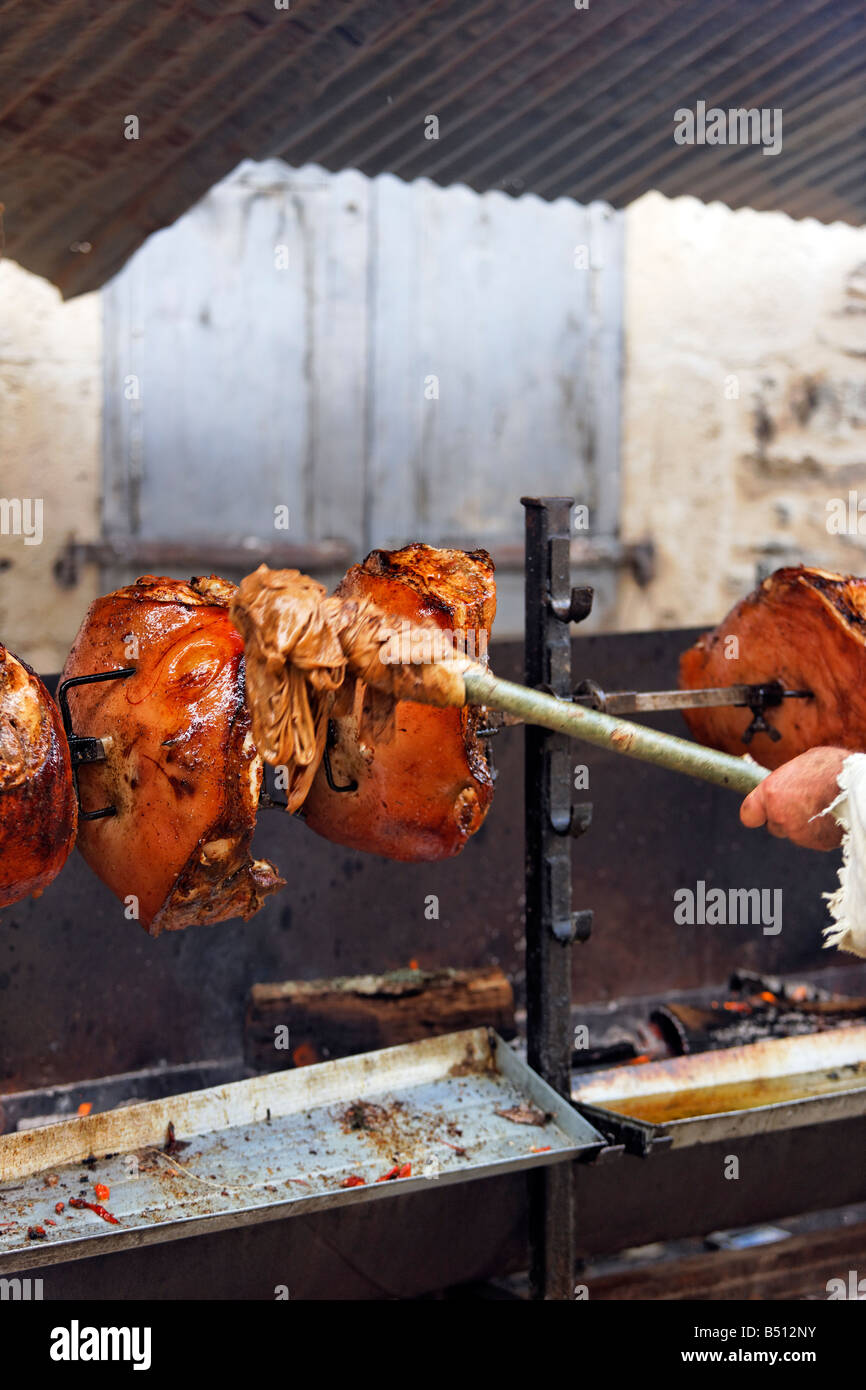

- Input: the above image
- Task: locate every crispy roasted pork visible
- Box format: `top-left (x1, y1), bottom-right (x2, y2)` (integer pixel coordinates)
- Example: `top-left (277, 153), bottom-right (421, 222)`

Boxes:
top-left (301, 544), bottom-right (496, 860)
top-left (679, 566), bottom-right (866, 769)
top-left (0, 644), bottom-right (77, 908)
top-left (62, 575), bottom-right (283, 935)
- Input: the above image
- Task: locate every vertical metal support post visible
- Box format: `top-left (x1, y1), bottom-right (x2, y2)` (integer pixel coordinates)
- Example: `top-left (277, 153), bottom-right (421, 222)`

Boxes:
top-left (522, 495), bottom-right (591, 1301)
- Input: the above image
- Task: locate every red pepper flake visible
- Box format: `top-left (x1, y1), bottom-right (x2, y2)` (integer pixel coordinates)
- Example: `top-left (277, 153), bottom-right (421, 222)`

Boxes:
top-left (69, 1197), bottom-right (120, 1226)
top-left (45, 1219), bottom-right (56, 1226)
top-left (93, 1183), bottom-right (110, 1202)
top-left (77, 1102), bottom-right (92, 1116)
top-left (530, 1146), bottom-right (552, 1153)
top-left (340, 1175), bottom-right (366, 1188)
top-left (625, 1054), bottom-right (651, 1066)
top-left (376, 1162), bottom-right (412, 1182)
top-left (55, 1202), bottom-right (65, 1215)
top-left (27, 1226), bottom-right (47, 1240)
top-left (291, 1042), bottom-right (319, 1068)
top-left (408, 959), bottom-right (420, 971)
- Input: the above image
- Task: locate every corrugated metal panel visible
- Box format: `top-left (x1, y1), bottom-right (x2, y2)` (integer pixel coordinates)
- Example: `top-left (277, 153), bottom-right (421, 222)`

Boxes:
top-left (101, 159), bottom-right (625, 632)
top-left (1, 0), bottom-right (863, 299)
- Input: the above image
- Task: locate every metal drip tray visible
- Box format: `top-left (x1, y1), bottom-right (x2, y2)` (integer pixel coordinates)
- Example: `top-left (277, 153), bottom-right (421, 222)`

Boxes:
top-left (573, 1025), bottom-right (866, 1154)
top-left (0, 1028), bottom-right (604, 1272)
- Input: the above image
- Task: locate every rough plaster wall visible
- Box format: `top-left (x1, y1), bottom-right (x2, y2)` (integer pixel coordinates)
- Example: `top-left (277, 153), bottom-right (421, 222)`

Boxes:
top-left (0, 260), bottom-right (100, 671)
top-left (618, 191), bottom-right (866, 633)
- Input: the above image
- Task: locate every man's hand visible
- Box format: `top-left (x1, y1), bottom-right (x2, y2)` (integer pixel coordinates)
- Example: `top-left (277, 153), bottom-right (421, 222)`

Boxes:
top-left (740, 746), bottom-right (849, 851)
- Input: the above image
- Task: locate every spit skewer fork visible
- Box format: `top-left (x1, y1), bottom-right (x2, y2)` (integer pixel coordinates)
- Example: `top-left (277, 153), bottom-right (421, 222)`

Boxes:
top-left (573, 680), bottom-right (812, 718)
top-left (463, 669), bottom-right (779, 796)
top-left (56, 667), bottom-right (136, 820)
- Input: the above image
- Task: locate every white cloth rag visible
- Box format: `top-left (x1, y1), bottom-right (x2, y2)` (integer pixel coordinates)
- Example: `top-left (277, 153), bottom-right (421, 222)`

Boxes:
top-left (820, 751), bottom-right (866, 957)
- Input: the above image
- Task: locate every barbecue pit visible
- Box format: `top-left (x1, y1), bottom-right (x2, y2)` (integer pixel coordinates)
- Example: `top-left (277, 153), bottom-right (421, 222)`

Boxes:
top-left (1, 497), bottom-right (864, 1300)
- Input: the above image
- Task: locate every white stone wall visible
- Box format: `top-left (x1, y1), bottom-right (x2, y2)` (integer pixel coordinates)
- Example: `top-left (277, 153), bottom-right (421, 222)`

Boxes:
top-left (0, 260), bottom-right (101, 671)
top-left (618, 191), bottom-right (866, 632)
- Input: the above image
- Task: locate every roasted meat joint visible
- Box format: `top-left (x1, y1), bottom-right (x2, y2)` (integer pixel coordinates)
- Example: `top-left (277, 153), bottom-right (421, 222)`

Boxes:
top-left (227, 542), bottom-right (498, 862)
top-left (300, 543), bottom-right (497, 861)
top-left (61, 574), bottom-right (283, 936)
top-left (0, 644), bottom-right (76, 908)
top-left (680, 566), bottom-right (866, 769)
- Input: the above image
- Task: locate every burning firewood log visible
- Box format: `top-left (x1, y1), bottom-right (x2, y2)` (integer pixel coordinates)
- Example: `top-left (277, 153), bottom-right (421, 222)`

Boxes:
top-left (244, 965), bottom-right (515, 1069)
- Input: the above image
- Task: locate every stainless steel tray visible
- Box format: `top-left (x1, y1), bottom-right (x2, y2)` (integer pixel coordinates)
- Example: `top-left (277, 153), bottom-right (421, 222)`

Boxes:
top-left (0, 1028), bottom-right (604, 1271)
top-left (573, 1024), bottom-right (866, 1152)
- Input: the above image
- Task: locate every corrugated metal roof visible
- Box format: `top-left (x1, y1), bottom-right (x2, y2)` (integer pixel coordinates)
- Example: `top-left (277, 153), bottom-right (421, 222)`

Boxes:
top-left (2, 0), bottom-right (864, 298)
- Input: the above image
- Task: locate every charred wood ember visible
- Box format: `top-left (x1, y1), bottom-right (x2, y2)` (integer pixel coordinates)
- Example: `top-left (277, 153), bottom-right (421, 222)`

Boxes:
top-left (653, 972), bottom-right (866, 1055)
